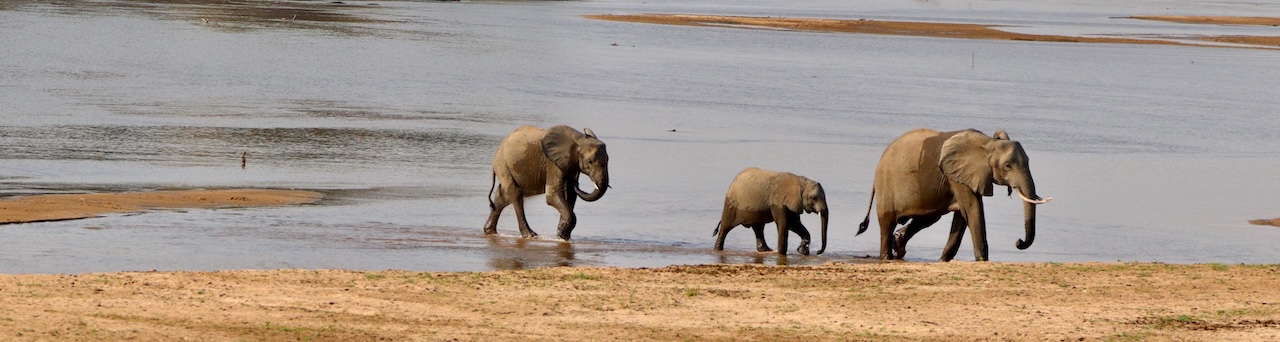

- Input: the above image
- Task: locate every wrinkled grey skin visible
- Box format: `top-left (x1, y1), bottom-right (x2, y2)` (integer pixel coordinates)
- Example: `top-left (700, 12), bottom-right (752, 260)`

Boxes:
top-left (857, 129), bottom-right (1049, 261)
top-left (484, 125), bottom-right (609, 240)
top-left (713, 167), bottom-right (829, 256)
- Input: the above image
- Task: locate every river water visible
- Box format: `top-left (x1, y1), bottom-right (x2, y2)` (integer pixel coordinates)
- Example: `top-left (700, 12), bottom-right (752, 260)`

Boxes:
top-left (2, 0), bottom-right (1280, 273)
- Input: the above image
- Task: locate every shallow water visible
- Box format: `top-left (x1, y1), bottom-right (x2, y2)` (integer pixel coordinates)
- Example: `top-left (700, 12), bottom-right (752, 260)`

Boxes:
top-left (3, 0), bottom-right (1280, 273)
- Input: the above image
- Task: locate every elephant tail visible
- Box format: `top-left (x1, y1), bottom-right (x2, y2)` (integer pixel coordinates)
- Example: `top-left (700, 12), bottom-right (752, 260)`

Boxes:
top-left (487, 171), bottom-right (497, 210)
top-left (857, 188), bottom-right (874, 236)
top-left (712, 220), bottom-right (721, 236)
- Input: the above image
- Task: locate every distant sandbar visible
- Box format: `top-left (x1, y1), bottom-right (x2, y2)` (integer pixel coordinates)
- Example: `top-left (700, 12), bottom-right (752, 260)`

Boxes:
top-left (1129, 15), bottom-right (1280, 26)
top-left (1249, 217), bottom-right (1280, 227)
top-left (0, 189), bottom-right (321, 225)
top-left (585, 14), bottom-right (1280, 49)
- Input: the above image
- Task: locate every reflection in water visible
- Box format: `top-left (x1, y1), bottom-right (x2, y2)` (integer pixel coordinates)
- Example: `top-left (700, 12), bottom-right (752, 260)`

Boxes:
top-left (485, 236), bottom-right (576, 271)
top-left (556, 242), bottom-right (575, 267)
top-left (717, 252), bottom-right (794, 266)
top-left (9, 0), bottom-right (399, 35)
top-left (0, 125), bottom-right (498, 168)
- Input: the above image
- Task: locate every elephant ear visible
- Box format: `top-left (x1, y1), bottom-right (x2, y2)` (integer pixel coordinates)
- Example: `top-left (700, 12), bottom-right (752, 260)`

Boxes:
top-left (780, 174), bottom-right (806, 213)
top-left (542, 125), bottom-right (583, 172)
top-left (940, 130), bottom-right (995, 196)
top-left (993, 129), bottom-right (1010, 140)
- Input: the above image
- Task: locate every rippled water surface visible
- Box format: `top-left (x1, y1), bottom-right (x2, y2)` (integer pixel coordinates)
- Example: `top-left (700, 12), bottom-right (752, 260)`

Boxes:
top-left (3, 0), bottom-right (1280, 273)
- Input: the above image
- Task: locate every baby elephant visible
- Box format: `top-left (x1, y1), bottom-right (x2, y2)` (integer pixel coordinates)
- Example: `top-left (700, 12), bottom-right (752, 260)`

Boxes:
top-left (713, 167), bottom-right (829, 255)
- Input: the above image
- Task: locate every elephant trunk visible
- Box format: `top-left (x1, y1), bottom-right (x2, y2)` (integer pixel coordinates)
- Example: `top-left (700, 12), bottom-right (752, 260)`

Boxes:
top-left (576, 175), bottom-right (608, 202)
top-left (816, 209), bottom-right (828, 255)
top-left (1018, 200), bottom-right (1036, 250)
top-left (1014, 179), bottom-right (1042, 250)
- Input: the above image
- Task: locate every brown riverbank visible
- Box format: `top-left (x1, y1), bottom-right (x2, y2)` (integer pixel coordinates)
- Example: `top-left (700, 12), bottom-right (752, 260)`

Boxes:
top-left (1, 262), bottom-right (1277, 340)
top-left (585, 14), bottom-right (1280, 49)
top-left (0, 189), bottom-right (322, 225)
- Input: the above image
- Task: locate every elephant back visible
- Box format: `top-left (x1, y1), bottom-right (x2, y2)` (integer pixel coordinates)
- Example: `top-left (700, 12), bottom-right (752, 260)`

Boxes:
top-left (725, 167), bottom-right (784, 211)
top-left (493, 126), bottom-right (551, 192)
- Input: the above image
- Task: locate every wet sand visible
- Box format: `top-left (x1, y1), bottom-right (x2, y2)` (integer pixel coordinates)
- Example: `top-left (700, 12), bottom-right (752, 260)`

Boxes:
top-left (1, 262), bottom-right (1277, 340)
top-left (0, 189), bottom-right (322, 225)
top-left (585, 14), bottom-right (1280, 49)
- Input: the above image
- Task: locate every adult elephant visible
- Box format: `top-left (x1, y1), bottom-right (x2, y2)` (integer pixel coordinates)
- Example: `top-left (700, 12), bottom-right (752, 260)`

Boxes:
top-left (484, 125), bottom-right (609, 241)
top-left (857, 128), bottom-right (1050, 261)
top-left (714, 167), bottom-right (829, 256)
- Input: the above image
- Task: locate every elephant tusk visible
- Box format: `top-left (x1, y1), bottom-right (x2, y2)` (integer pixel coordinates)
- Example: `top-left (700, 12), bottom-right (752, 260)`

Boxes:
top-left (1016, 191), bottom-right (1052, 204)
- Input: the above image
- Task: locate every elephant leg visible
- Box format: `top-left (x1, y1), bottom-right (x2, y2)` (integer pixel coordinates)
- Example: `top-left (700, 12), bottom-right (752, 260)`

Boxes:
top-left (940, 212), bottom-right (967, 262)
top-left (547, 194), bottom-right (576, 241)
top-left (714, 207), bottom-right (736, 251)
top-left (751, 224), bottom-right (772, 252)
top-left (893, 215), bottom-right (942, 259)
top-left (965, 200), bottom-right (989, 261)
top-left (788, 212), bottom-right (812, 256)
top-left (484, 184), bottom-right (510, 235)
top-left (511, 194), bottom-right (538, 239)
top-left (558, 183), bottom-right (579, 240)
top-left (563, 180), bottom-right (578, 210)
top-left (772, 207), bottom-right (790, 255)
top-left (877, 211), bottom-right (898, 260)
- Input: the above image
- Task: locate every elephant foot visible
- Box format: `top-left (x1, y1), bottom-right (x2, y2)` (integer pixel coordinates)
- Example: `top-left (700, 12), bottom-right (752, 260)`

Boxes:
top-left (483, 219), bottom-right (498, 235)
top-left (556, 225), bottom-right (575, 241)
top-left (796, 241), bottom-right (810, 256)
top-left (892, 230), bottom-right (907, 259)
top-left (756, 246), bottom-right (773, 253)
top-left (555, 217), bottom-right (576, 241)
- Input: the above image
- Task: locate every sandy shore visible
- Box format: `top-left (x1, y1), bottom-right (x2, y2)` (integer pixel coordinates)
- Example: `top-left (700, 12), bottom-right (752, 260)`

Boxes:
top-left (0, 189), bottom-right (322, 225)
top-left (585, 14), bottom-right (1280, 49)
top-left (1, 262), bottom-right (1277, 340)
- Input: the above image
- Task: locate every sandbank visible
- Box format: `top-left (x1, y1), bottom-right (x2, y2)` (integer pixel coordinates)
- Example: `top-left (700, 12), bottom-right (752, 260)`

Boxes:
top-left (1249, 217), bottom-right (1280, 227)
top-left (585, 14), bottom-right (1280, 49)
top-left (1129, 15), bottom-right (1280, 26)
top-left (0, 189), bottom-right (322, 225)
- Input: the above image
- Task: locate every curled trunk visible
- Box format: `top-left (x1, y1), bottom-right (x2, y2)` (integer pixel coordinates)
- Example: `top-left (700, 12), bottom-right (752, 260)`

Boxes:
top-left (576, 176), bottom-right (608, 202)
top-left (1013, 180), bottom-right (1042, 250)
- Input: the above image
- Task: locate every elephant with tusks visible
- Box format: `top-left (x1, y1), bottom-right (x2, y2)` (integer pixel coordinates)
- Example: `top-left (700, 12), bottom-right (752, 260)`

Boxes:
top-left (858, 128), bottom-right (1051, 261)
